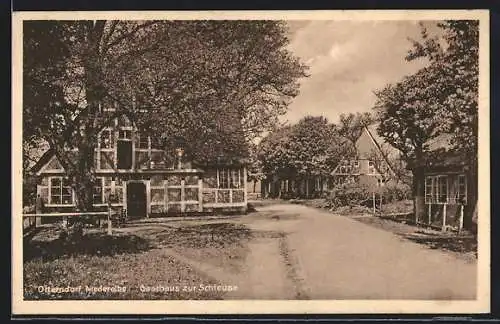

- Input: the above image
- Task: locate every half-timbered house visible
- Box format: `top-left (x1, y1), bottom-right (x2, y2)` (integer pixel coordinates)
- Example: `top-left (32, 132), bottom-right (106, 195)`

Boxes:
top-left (31, 113), bottom-right (248, 221)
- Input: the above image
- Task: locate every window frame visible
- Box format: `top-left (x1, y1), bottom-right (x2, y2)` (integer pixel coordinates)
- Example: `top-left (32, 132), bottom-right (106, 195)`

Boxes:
top-left (457, 174), bottom-right (467, 204)
top-left (217, 168), bottom-right (243, 189)
top-left (437, 175), bottom-right (448, 203)
top-left (136, 134), bottom-right (150, 150)
top-left (48, 176), bottom-right (74, 206)
top-left (424, 174), bottom-right (466, 205)
top-left (368, 160), bottom-right (376, 174)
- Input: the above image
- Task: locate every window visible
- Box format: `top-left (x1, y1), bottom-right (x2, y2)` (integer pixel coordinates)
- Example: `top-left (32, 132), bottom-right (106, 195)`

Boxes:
top-left (100, 129), bottom-right (113, 149)
top-left (425, 177), bottom-right (434, 203)
top-left (368, 161), bottom-right (376, 174)
top-left (217, 169), bottom-right (243, 189)
top-left (118, 129), bottom-right (132, 140)
top-left (437, 176), bottom-right (448, 203)
top-left (219, 169), bottom-right (229, 189)
top-left (136, 134), bottom-right (149, 149)
top-left (93, 178), bottom-right (103, 204)
top-left (117, 140), bottom-right (133, 170)
top-left (50, 177), bottom-right (73, 205)
top-left (425, 175), bottom-right (456, 204)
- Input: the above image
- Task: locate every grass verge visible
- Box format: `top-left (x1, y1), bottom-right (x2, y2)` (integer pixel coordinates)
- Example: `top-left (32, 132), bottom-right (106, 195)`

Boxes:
top-left (24, 219), bottom-right (252, 300)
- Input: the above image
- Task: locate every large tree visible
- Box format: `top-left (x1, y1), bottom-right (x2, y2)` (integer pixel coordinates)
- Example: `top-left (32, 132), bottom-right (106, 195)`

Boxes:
top-left (373, 20), bottom-right (479, 224)
top-left (24, 20), bottom-right (307, 222)
top-left (258, 116), bottom-right (353, 197)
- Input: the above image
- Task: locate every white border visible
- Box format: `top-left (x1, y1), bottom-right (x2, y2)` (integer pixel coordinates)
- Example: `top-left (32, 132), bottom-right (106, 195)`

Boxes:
top-left (12, 9), bottom-right (490, 315)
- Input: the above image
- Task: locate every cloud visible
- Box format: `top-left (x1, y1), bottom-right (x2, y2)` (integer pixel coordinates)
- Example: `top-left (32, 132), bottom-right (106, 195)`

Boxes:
top-left (284, 20), bottom-right (436, 125)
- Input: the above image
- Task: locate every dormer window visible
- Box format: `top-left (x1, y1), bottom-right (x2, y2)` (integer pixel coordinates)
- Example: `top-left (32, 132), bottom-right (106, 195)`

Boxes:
top-left (100, 130), bottom-right (113, 149)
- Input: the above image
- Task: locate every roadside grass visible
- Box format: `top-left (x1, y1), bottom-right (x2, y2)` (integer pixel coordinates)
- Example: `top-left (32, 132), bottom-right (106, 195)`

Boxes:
top-left (143, 222), bottom-right (253, 274)
top-left (352, 215), bottom-right (477, 262)
top-left (24, 218), bottom-right (252, 300)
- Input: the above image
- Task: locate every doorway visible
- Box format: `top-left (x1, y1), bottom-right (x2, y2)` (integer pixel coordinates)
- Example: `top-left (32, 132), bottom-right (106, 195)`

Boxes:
top-left (127, 181), bottom-right (147, 219)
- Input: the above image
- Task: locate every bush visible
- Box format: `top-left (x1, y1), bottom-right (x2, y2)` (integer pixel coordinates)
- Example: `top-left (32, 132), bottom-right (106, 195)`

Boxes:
top-left (380, 183), bottom-right (412, 203)
top-left (325, 183), bottom-right (372, 210)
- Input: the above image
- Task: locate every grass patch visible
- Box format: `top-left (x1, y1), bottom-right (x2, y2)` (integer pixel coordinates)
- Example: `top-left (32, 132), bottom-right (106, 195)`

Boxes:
top-left (156, 222), bottom-right (252, 274)
top-left (24, 248), bottom-right (224, 300)
top-left (24, 221), bottom-right (253, 300)
top-left (353, 216), bottom-right (477, 262)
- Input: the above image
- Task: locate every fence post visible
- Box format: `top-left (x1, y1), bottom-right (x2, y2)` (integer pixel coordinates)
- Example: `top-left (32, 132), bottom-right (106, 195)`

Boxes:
top-left (372, 192), bottom-right (376, 214)
top-left (198, 178), bottom-right (203, 212)
top-left (458, 204), bottom-right (464, 234)
top-left (442, 203), bottom-right (447, 232)
top-left (107, 205), bottom-right (112, 235)
top-left (62, 216), bottom-right (68, 229)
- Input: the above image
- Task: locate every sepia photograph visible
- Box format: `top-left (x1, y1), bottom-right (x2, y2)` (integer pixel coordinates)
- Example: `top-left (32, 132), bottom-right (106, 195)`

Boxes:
top-left (12, 10), bottom-right (490, 315)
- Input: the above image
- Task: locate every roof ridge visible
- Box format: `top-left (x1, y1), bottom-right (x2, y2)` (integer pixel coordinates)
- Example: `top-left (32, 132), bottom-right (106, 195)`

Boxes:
top-left (360, 123), bottom-right (398, 178)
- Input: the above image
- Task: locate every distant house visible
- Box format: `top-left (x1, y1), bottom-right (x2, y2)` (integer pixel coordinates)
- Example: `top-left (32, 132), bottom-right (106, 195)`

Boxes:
top-left (260, 123), bottom-right (402, 198)
top-left (419, 135), bottom-right (477, 232)
top-left (246, 172), bottom-right (264, 200)
top-left (331, 124), bottom-right (400, 189)
top-left (30, 111), bottom-right (248, 222)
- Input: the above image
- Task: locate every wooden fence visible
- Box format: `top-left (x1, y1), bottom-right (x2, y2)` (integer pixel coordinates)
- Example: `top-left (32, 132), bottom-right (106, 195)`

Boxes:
top-left (23, 210), bottom-right (120, 235)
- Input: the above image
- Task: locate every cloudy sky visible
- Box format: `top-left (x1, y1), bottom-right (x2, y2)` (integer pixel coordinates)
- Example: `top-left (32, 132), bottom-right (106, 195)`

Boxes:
top-left (283, 20), bottom-right (436, 125)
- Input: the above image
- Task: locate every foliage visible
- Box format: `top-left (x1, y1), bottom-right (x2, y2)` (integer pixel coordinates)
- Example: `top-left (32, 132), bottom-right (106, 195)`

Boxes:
top-left (258, 115), bottom-right (354, 180)
top-left (406, 21), bottom-right (479, 157)
top-left (325, 182), bottom-right (372, 210)
top-left (24, 20), bottom-right (307, 215)
top-left (373, 66), bottom-right (443, 165)
top-left (374, 20), bottom-right (479, 165)
top-left (337, 112), bottom-right (375, 148)
top-left (380, 183), bottom-right (412, 203)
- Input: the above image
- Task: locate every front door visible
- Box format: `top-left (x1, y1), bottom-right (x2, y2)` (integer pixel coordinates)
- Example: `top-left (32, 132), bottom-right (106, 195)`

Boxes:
top-left (127, 182), bottom-right (147, 219)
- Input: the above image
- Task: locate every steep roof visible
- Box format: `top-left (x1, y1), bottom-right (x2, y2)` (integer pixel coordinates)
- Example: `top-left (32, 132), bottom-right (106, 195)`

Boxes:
top-left (29, 148), bottom-right (55, 174)
top-left (356, 123), bottom-right (398, 174)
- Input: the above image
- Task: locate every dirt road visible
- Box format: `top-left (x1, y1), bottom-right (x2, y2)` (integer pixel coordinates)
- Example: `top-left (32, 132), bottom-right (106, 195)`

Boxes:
top-left (227, 203), bottom-right (477, 300)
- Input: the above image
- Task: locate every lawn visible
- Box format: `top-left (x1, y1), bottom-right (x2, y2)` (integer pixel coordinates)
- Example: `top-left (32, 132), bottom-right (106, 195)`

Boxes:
top-left (23, 218), bottom-right (252, 300)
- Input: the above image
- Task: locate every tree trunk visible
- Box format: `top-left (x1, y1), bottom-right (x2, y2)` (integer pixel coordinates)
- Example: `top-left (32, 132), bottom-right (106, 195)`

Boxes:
top-left (66, 141), bottom-right (96, 239)
top-left (465, 158), bottom-right (478, 232)
top-left (412, 166), bottom-right (425, 224)
top-left (305, 176), bottom-right (309, 199)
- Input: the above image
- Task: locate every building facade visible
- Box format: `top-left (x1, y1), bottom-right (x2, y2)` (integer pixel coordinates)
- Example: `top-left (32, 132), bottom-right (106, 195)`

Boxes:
top-left (422, 151), bottom-right (475, 232)
top-left (31, 114), bottom-right (248, 220)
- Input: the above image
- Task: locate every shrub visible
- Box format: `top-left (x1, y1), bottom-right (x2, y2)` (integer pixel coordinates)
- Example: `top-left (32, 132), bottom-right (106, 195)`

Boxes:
top-left (326, 182), bottom-right (372, 210)
top-left (380, 183), bottom-right (412, 203)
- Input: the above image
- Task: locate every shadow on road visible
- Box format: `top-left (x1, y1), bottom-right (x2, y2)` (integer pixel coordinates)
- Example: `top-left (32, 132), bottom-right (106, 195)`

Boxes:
top-left (402, 231), bottom-right (477, 255)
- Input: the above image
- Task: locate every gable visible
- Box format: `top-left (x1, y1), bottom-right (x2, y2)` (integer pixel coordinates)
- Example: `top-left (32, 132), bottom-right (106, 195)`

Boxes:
top-left (35, 154), bottom-right (65, 175)
top-left (356, 124), bottom-right (398, 176)
top-left (355, 128), bottom-right (376, 159)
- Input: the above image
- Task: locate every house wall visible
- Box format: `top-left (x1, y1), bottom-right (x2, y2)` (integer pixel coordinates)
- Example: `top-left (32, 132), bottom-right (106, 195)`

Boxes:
top-left (423, 172), bottom-right (468, 230)
top-left (36, 167), bottom-right (248, 219)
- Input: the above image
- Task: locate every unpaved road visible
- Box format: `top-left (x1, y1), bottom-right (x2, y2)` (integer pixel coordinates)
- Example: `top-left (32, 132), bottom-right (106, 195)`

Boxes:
top-left (226, 203), bottom-right (477, 300)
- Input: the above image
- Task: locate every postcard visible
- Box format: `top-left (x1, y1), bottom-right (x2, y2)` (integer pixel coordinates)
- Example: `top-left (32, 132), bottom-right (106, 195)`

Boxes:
top-left (12, 9), bottom-right (490, 315)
